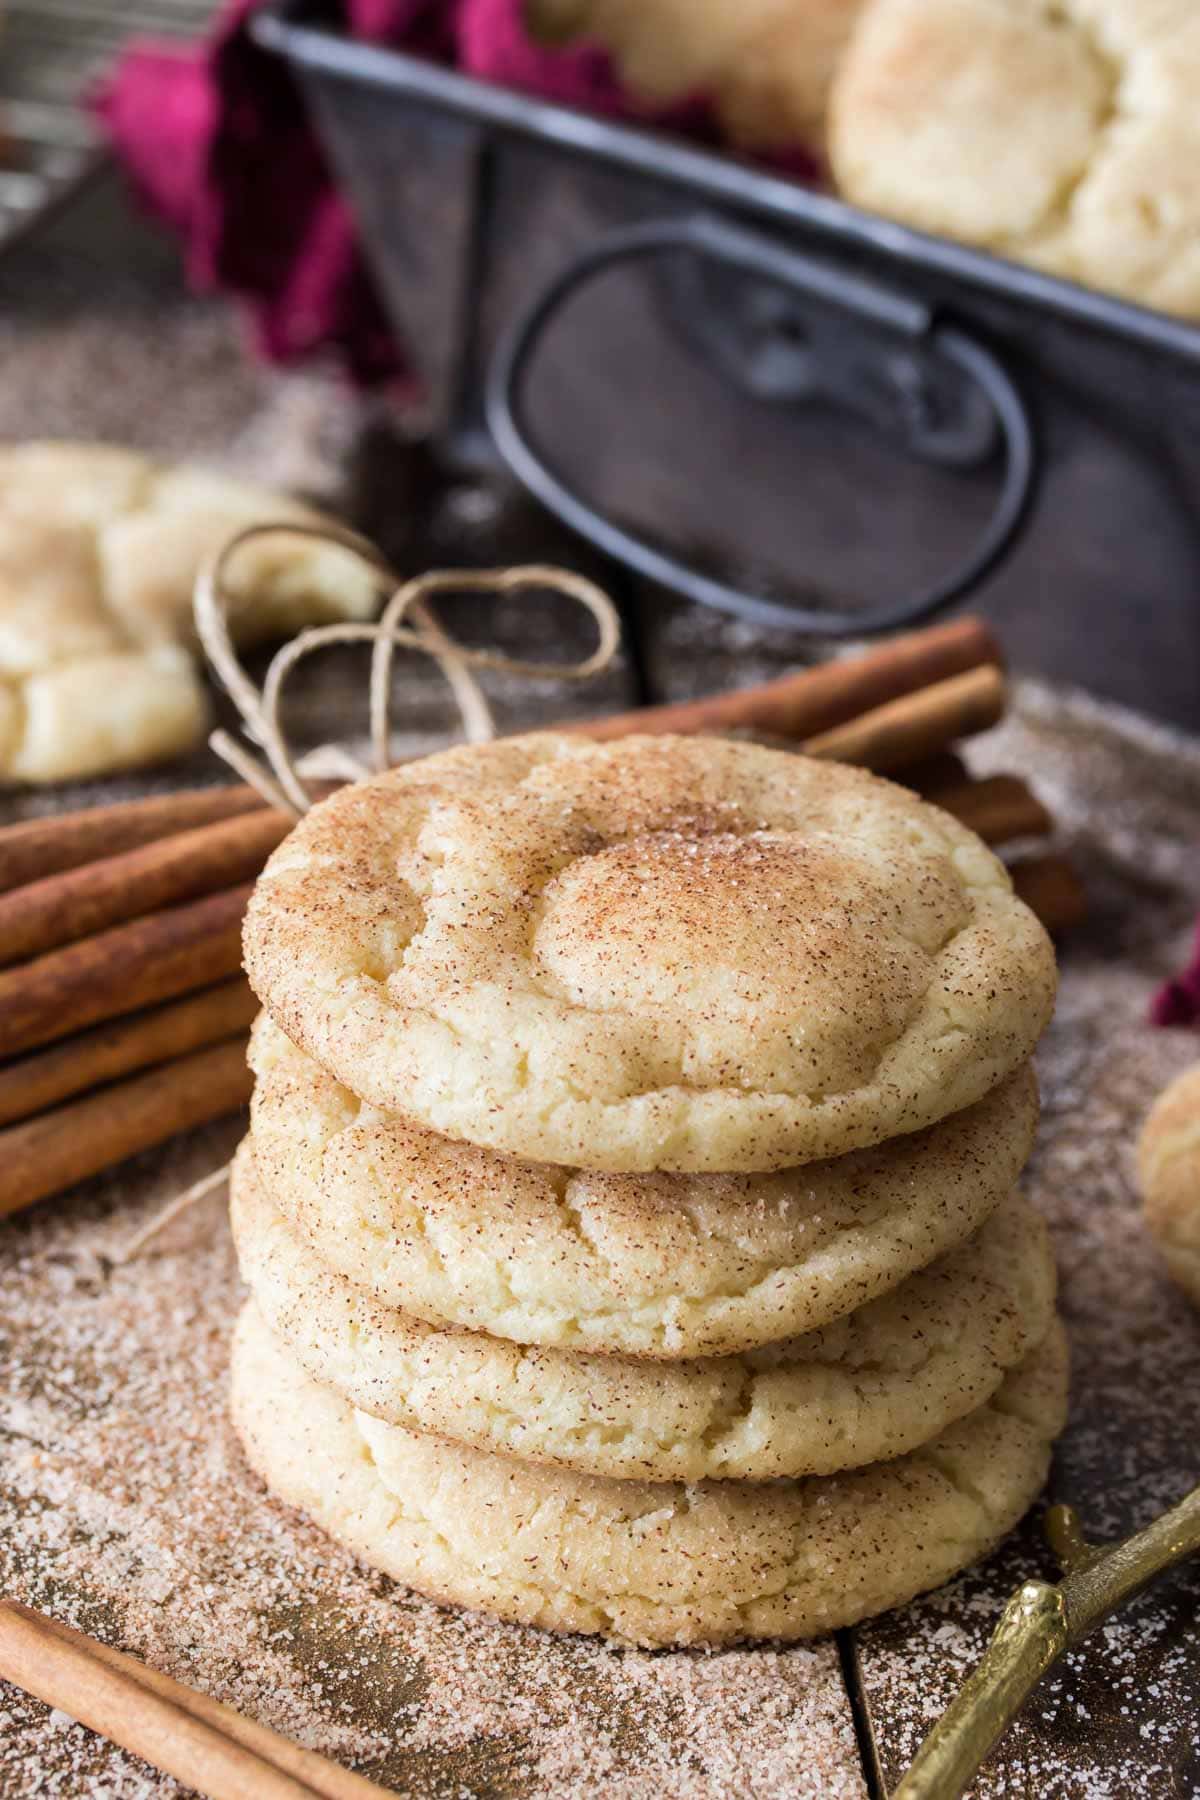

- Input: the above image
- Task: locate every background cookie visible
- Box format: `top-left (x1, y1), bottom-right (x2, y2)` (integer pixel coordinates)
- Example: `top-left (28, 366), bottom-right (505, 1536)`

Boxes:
top-left (231, 1303), bottom-right (1069, 1648)
top-left (233, 1144), bottom-right (1056, 1481)
top-left (0, 440), bottom-right (377, 781)
top-left (1137, 1060), bottom-right (1200, 1306)
top-left (829, 0), bottom-right (1200, 319)
top-left (244, 734), bottom-right (1055, 1171)
top-left (249, 1017), bottom-right (1039, 1357)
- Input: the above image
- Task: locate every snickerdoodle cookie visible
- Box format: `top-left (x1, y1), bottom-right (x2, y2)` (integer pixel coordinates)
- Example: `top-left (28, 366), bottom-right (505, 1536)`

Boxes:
top-left (0, 440), bottom-right (377, 782)
top-left (1137, 1060), bottom-right (1200, 1306)
top-left (247, 1017), bottom-right (1039, 1358)
top-left (829, 0), bottom-right (1200, 319)
top-left (244, 734), bottom-right (1055, 1172)
top-left (231, 1302), bottom-right (1069, 1648)
top-left (233, 1143), bottom-right (1055, 1481)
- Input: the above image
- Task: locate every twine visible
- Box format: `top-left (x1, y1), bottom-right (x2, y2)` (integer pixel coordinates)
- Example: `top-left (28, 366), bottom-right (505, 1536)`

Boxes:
top-left (193, 521), bottom-right (622, 817)
top-left (121, 525), bottom-right (622, 1261)
top-left (115, 1164), bottom-right (232, 1264)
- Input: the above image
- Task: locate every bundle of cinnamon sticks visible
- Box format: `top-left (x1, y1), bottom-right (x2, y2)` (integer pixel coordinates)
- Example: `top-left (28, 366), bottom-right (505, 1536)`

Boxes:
top-left (0, 616), bottom-right (1082, 1219)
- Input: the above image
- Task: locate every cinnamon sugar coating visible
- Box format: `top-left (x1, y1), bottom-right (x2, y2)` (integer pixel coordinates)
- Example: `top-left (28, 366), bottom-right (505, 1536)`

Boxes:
top-left (231, 1303), bottom-right (1069, 1650)
top-left (248, 1016), bottom-right (1039, 1358)
top-left (244, 734), bottom-right (1055, 1172)
top-left (233, 1142), bottom-right (1055, 1483)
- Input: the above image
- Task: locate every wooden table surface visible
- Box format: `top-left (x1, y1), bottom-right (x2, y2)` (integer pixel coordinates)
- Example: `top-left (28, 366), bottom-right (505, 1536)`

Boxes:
top-left (1, 178), bottom-right (1199, 1799)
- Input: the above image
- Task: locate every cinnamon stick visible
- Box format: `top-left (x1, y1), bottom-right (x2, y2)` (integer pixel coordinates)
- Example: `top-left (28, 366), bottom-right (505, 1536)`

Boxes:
top-left (0, 810), bottom-right (290, 966)
top-left (0, 786), bottom-right (265, 896)
top-left (0, 1602), bottom-right (391, 1799)
top-left (0, 883), bottom-right (251, 1060)
top-left (0, 978), bottom-right (257, 1129)
top-left (928, 773), bottom-right (1052, 846)
top-left (804, 665), bottom-right (1007, 771)
top-left (1010, 852), bottom-right (1087, 934)
top-left (570, 616), bottom-right (1001, 743)
top-left (0, 1037), bottom-right (252, 1219)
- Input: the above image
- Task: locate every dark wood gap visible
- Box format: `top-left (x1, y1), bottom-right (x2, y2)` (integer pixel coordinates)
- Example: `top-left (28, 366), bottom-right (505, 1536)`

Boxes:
top-left (613, 578), bottom-right (657, 708)
top-left (836, 1629), bottom-right (887, 1800)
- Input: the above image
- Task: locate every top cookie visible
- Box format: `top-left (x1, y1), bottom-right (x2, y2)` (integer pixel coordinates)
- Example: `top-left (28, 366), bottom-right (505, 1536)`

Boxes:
top-left (244, 733), bottom-right (1056, 1171)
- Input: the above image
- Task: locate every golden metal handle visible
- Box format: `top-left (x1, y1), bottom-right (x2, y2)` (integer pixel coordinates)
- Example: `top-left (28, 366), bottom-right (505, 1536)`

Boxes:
top-left (891, 1483), bottom-right (1200, 1800)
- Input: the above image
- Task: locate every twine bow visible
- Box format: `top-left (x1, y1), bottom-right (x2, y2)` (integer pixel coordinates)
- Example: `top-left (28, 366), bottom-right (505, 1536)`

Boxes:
top-left (193, 520), bottom-right (622, 816)
top-left (119, 524), bottom-right (621, 1264)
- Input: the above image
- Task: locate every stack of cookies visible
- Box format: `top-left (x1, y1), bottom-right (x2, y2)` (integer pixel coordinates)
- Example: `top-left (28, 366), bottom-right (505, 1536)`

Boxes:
top-left (231, 733), bottom-right (1066, 1648)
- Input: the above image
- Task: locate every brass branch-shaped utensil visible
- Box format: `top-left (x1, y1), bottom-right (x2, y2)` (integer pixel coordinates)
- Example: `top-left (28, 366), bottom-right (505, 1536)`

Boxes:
top-left (892, 1482), bottom-right (1200, 1799)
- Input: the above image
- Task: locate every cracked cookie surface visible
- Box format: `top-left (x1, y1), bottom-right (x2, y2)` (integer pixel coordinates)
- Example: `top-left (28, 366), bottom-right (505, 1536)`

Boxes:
top-left (248, 1016), bottom-right (1039, 1356)
top-left (244, 734), bottom-right (1055, 1171)
top-left (233, 1141), bottom-right (1056, 1481)
top-left (231, 1303), bottom-right (1069, 1648)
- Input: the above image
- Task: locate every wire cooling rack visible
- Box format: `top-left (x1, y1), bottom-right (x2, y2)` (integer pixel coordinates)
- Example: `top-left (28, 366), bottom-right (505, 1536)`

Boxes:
top-left (0, 1), bottom-right (215, 251)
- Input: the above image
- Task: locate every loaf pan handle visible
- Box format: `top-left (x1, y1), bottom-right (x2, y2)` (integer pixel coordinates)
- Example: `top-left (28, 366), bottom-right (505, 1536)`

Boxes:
top-left (486, 213), bottom-right (1036, 636)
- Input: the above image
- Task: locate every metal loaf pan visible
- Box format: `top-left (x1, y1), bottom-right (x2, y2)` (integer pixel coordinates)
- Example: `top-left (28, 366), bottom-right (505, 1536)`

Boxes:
top-left (256, 0), bottom-right (1200, 721)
